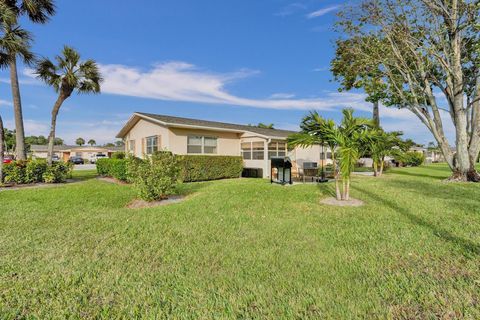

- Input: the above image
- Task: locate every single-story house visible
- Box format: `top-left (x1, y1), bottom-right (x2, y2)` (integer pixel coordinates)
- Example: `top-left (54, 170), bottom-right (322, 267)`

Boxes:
top-left (409, 146), bottom-right (444, 163)
top-left (116, 112), bottom-right (333, 178)
top-left (30, 145), bottom-right (123, 162)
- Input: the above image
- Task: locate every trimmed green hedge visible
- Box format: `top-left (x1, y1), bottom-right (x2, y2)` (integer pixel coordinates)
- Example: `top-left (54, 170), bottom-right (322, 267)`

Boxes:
top-left (96, 158), bottom-right (127, 181)
top-left (179, 155), bottom-right (243, 182)
top-left (97, 155), bottom-right (243, 183)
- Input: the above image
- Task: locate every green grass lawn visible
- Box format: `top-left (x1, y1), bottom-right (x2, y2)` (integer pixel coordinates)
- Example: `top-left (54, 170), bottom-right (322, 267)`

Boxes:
top-left (1, 164), bottom-right (479, 319)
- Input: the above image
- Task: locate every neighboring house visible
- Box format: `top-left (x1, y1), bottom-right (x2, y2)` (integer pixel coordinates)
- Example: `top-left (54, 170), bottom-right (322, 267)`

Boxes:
top-left (409, 146), bottom-right (444, 163)
top-left (30, 145), bottom-right (123, 161)
top-left (116, 112), bottom-right (333, 178)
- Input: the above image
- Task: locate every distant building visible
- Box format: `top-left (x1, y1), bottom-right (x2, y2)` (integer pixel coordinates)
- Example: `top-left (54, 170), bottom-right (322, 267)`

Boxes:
top-left (30, 145), bottom-right (123, 161)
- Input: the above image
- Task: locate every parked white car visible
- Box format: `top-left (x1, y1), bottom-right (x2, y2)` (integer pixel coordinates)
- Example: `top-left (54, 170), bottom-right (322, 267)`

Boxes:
top-left (90, 153), bottom-right (108, 164)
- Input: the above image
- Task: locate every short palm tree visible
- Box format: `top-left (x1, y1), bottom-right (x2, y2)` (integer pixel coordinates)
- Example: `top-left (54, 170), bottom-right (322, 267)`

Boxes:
top-left (76, 138), bottom-right (85, 146)
top-left (36, 46), bottom-right (102, 165)
top-left (2, 0), bottom-right (55, 160)
top-left (87, 139), bottom-right (96, 146)
top-left (366, 129), bottom-right (402, 177)
top-left (289, 109), bottom-right (371, 201)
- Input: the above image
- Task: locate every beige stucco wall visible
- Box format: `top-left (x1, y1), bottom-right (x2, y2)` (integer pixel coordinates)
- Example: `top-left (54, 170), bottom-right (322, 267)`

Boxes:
top-left (168, 127), bottom-right (241, 156)
top-left (124, 119), bottom-right (172, 158)
top-left (124, 119), bottom-right (242, 157)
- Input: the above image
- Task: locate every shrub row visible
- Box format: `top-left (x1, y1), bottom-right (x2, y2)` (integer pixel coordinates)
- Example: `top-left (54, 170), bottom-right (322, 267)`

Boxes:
top-left (97, 158), bottom-right (127, 181)
top-left (97, 155), bottom-right (244, 183)
top-left (179, 155), bottom-right (243, 182)
top-left (397, 151), bottom-right (425, 167)
top-left (2, 160), bottom-right (73, 184)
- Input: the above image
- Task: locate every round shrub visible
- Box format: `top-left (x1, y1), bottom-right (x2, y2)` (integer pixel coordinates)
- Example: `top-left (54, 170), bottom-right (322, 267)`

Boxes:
top-left (25, 159), bottom-right (47, 183)
top-left (127, 152), bottom-right (180, 201)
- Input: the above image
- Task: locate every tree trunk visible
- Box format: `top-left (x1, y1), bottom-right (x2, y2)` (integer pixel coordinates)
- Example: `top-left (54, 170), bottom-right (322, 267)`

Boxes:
top-left (379, 159), bottom-right (384, 176)
top-left (331, 148), bottom-right (341, 200)
top-left (344, 177), bottom-right (350, 201)
top-left (373, 160), bottom-right (378, 177)
top-left (47, 93), bottom-right (68, 166)
top-left (373, 101), bottom-right (380, 127)
top-left (0, 114), bottom-right (4, 184)
top-left (10, 58), bottom-right (26, 160)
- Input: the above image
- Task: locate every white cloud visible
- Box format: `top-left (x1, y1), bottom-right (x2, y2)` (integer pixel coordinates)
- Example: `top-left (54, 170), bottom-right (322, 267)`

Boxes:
top-left (0, 99), bottom-right (12, 107)
top-left (269, 93), bottom-right (296, 99)
top-left (275, 3), bottom-right (307, 17)
top-left (5, 119), bottom-right (49, 136)
top-left (313, 66), bottom-right (329, 72)
top-left (100, 61), bottom-right (371, 111)
top-left (306, 5), bottom-right (339, 19)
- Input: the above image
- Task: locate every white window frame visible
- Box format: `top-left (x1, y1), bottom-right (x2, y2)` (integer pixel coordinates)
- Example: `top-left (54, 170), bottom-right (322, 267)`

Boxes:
top-left (187, 136), bottom-right (218, 154)
top-left (145, 136), bottom-right (158, 155)
top-left (242, 141), bottom-right (265, 160)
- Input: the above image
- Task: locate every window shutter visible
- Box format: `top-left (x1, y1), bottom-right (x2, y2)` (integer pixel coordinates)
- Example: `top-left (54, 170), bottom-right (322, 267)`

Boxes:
top-left (157, 135), bottom-right (162, 151)
top-left (142, 138), bottom-right (145, 156)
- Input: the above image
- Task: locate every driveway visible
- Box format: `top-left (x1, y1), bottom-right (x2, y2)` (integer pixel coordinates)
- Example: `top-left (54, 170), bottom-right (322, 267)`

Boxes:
top-left (74, 164), bottom-right (96, 171)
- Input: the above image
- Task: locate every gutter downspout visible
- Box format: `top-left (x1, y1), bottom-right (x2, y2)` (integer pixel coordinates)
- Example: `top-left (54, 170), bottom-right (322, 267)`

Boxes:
top-left (265, 138), bottom-right (271, 179)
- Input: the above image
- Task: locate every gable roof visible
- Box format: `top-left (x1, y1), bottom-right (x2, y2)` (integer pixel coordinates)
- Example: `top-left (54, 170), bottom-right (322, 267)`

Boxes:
top-left (116, 112), bottom-right (298, 139)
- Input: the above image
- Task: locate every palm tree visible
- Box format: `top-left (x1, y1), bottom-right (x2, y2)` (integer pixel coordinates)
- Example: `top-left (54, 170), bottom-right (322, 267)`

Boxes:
top-left (289, 109), bottom-right (371, 201)
top-left (0, 4), bottom-right (35, 160)
top-left (35, 46), bottom-right (102, 165)
top-left (2, 0), bottom-right (55, 160)
top-left (288, 111), bottom-right (342, 200)
top-left (366, 130), bottom-right (402, 177)
top-left (76, 138), bottom-right (85, 146)
top-left (257, 123), bottom-right (274, 129)
top-left (87, 139), bottom-right (96, 146)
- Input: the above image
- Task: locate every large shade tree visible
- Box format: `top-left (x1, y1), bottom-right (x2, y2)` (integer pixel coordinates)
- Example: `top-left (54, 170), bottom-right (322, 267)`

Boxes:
top-left (35, 46), bottom-right (102, 165)
top-left (2, 0), bottom-right (55, 160)
top-left (335, 0), bottom-right (480, 181)
top-left (331, 37), bottom-right (386, 127)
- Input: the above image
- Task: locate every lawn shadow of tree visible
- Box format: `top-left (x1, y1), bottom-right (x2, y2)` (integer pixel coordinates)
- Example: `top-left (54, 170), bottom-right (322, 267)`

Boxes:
top-left (352, 185), bottom-right (480, 257)
top-left (388, 169), bottom-right (447, 180)
top-left (316, 181), bottom-right (337, 198)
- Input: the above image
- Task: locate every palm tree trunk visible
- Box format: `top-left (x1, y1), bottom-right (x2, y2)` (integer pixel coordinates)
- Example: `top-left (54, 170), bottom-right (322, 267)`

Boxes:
top-left (0, 114), bottom-right (4, 184)
top-left (10, 57), bottom-right (26, 160)
top-left (345, 177), bottom-right (350, 201)
top-left (373, 101), bottom-right (380, 127)
top-left (373, 161), bottom-right (378, 177)
top-left (47, 94), bottom-right (67, 166)
top-left (379, 157), bottom-right (385, 176)
top-left (330, 146), bottom-right (341, 200)
top-left (341, 178), bottom-right (346, 200)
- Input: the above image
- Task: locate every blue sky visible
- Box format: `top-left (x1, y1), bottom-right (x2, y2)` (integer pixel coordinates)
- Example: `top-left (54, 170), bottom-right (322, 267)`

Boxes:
top-left (0, 0), bottom-right (446, 145)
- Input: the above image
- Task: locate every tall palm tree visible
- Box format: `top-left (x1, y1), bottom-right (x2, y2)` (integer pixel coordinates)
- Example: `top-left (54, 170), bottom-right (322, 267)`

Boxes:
top-left (2, 1), bottom-right (55, 160)
top-left (87, 139), bottom-right (96, 146)
top-left (35, 46), bottom-right (102, 165)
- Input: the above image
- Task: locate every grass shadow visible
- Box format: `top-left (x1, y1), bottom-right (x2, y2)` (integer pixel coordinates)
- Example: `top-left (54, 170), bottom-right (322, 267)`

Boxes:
top-left (316, 181), bottom-right (337, 198)
top-left (352, 185), bottom-right (480, 256)
top-left (387, 169), bottom-right (447, 180)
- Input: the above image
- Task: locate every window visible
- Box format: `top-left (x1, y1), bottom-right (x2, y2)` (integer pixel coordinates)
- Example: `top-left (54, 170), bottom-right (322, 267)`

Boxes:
top-left (129, 140), bottom-right (135, 153)
top-left (187, 136), bottom-right (202, 154)
top-left (187, 136), bottom-right (217, 154)
top-left (252, 142), bottom-right (264, 160)
top-left (242, 141), bottom-right (264, 160)
top-left (146, 136), bottom-right (158, 154)
top-left (241, 142), bottom-right (251, 160)
top-left (204, 137), bottom-right (217, 154)
top-left (268, 141), bottom-right (286, 159)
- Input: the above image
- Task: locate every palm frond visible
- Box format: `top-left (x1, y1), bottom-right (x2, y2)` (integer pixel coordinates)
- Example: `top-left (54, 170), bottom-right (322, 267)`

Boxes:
top-left (19, 0), bottom-right (55, 23)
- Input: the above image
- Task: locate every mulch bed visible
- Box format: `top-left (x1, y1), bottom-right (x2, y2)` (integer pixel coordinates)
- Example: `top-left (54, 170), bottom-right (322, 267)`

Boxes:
top-left (320, 197), bottom-right (364, 207)
top-left (126, 195), bottom-right (186, 209)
